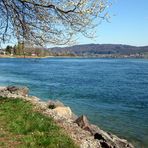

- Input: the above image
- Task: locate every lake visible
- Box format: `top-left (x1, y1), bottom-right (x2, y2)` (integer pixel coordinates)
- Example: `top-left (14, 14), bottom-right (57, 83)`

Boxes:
top-left (0, 58), bottom-right (148, 147)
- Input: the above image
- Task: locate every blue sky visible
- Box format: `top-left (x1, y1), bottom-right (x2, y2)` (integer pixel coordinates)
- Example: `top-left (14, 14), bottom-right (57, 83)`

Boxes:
top-left (79, 0), bottom-right (148, 46)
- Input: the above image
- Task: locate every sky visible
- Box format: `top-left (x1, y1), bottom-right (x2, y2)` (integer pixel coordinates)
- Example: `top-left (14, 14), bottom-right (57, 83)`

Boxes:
top-left (79, 0), bottom-right (148, 46)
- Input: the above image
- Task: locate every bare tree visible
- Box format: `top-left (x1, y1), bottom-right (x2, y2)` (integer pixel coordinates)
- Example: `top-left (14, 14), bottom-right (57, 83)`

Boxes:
top-left (0, 0), bottom-right (111, 46)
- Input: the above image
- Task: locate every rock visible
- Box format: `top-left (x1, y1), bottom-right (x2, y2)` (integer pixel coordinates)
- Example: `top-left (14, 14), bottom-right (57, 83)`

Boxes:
top-left (89, 124), bottom-right (134, 148)
top-left (47, 100), bottom-right (64, 109)
top-left (7, 86), bottom-right (29, 97)
top-left (0, 87), bottom-right (7, 97)
top-left (38, 101), bottom-right (48, 110)
top-left (53, 107), bottom-right (72, 119)
top-left (100, 141), bottom-right (111, 148)
top-left (0, 86), bottom-right (7, 91)
top-left (47, 100), bottom-right (79, 120)
top-left (74, 115), bottom-right (92, 132)
top-left (74, 115), bottom-right (89, 128)
top-left (80, 138), bottom-right (101, 148)
top-left (75, 117), bottom-right (134, 148)
top-left (114, 138), bottom-right (134, 148)
top-left (94, 133), bottom-right (106, 141)
top-left (7, 86), bottom-right (18, 92)
top-left (0, 87), bottom-right (11, 97)
top-left (71, 113), bottom-right (78, 120)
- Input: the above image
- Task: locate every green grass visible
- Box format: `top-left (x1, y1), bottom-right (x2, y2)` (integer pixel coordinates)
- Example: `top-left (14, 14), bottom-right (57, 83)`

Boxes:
top-left (0, 97), bottom-right (78, 148)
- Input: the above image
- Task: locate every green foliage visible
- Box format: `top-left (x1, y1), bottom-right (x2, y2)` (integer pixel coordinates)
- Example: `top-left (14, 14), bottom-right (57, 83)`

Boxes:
top-left (14, 42), bottom-right (24, 55)
top-left (5, 45), bottom-right (13, 54)
top-left (0, 97), bottom-right (78, 148)
top-left (5, 42), bottom-right (50, 57)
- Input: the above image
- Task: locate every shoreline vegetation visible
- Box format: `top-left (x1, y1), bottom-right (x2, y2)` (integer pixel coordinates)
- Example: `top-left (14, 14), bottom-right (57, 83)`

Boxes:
top-left (1, 43), bottom-right (148, 59)
top-left (0, 86), bottom-right (134, 148)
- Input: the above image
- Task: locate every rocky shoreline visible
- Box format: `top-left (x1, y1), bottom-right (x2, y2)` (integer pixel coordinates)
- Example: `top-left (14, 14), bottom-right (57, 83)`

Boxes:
top-left (0, 86), bottom-right (134, 148)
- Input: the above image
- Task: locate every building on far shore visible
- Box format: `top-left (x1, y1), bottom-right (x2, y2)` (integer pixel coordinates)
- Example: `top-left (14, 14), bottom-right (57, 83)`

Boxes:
top-left (31, 53), bottom-right (37, 56)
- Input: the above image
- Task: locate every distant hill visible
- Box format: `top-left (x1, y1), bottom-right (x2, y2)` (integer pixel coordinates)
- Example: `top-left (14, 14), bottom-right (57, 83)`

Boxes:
top-left (48, 44), bottom-right (148, 57)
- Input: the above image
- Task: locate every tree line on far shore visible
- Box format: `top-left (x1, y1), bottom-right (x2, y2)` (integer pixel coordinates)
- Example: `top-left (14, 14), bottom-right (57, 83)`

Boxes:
top-left (3, 42), bottom-right (77, 57)
top-left (4, 42), bottom-right (50, 57)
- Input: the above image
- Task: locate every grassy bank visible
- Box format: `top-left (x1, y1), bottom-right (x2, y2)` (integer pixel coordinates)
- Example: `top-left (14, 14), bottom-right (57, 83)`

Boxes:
top-left (0, 97), bottom-right (78, 148)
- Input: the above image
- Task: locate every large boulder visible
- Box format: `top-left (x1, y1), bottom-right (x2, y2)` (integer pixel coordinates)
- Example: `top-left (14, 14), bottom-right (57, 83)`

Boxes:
top-left (47, 100), bottom-right (65, 109)
top-left (0, 87), bottom-right (7, 97)
top-left (75, 115), bottom-right (134, 148)
top-left (74, 115), bottom-right (91, 132)
top-left (53, 106), bottom-right (72, 119)
top-left (7, 86), bottom-right (29, 97)
top-left (0, 86), bottom-right (7, 91)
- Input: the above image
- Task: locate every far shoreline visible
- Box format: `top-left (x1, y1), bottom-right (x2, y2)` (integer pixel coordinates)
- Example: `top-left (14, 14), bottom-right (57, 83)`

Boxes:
top-left (0, 54), bottom-right (148, 59)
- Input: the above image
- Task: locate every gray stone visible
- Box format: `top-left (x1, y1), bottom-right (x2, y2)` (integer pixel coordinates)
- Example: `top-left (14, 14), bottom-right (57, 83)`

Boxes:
top-left (7, 86), bottom-right (18, 92)
top-left (89, 124), bottom-right (134, 148)
top-left (47, 100), bottom-right (65, 109)
top-left (74, 115), bottom-right (91, 131)
top-left (75, 116), bottom-right (134, 148)
top-left (53, 106), bottom-right (72, 119)
top-left (7, 86), bottom-right (29, 97)
top-left (100, 141), bottom-right (111, 148)
top-left (0, 86), bottom-right (7, 91)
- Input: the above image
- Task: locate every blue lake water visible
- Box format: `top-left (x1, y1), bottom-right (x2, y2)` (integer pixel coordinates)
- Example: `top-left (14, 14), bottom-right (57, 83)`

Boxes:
top-left (0, 58), bottom-right (148, 147)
